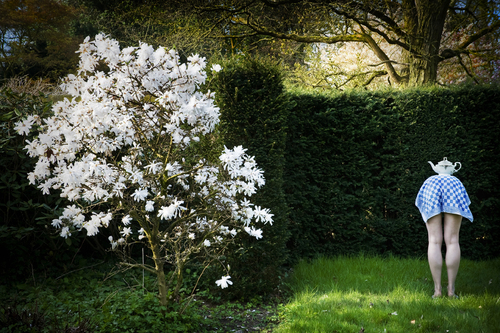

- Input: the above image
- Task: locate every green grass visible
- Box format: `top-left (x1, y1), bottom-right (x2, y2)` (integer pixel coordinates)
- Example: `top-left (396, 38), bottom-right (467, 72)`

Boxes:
top-left (274, 255), bottom-right (500, 333)
top-left (1, 256), bottom-right (498, 332)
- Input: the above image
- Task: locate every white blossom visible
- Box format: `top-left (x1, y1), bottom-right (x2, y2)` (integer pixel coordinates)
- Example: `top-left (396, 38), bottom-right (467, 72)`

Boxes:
top-left (109, 236), bottom-right (118, 250)
top-left (215, 276), bottom-right (233, 289)
top-left (211, 64), bottom-right (222, 72)
top-left (157, 199), bottom-right (186, 220)
top-left (145, 161), bottom-right (162, 174)
top-left (253, 206), bottom-right (274, 225)
top-left (83, 219), bottom-right (100, 236)
top-left (122, 215), bottom-right (132, 225)
top-left (61, 227), bottom-right (71, 238)
top-left (51, 219), bottom-right (62, 228)
top-left (132, 188), bottom-right (148, 202)
top-left (138, 228), bottom-right (146, 240)
top-left (145, 200), bottom-right (155, 212)
top-left (14, 116), bottom-right (35, 135)
top-left (120, 227), bottom-right (132, 237)
top-left (245, 226), bottom-right (263, 240)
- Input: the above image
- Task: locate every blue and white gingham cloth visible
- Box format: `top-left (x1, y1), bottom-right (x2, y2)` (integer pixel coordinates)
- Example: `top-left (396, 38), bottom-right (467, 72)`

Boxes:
top-left (415, 175), bottom-right (473, 223)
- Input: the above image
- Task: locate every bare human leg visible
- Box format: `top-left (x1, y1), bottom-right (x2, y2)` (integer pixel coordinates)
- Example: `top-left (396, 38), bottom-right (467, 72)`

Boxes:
top-left (426, 214), bottom-right (443, 298)
top-left (444, 213), bottom-right (462, 297)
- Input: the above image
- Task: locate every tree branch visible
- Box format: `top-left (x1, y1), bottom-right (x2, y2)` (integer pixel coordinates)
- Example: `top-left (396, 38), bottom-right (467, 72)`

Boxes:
top-left (239, 15), bottom-right (367, 43)
top-left (260, 0), bottom-right (306, 6)
top-left (361, 32), bottom-right (404, 84)
top-left (368, 60), bottom-right (409, 67)
top-left (457, 21), bottom-right (500, 51)
top-left (325, 0), bottom-right (409, 43)
top-left (361, 70), bottom-right (388, 86)
top-left (120, 262), bottom-right (157, 275)
top-left (457, 54), bottom-right (480, 84)
top-left (439, 20), bottom-right (500, 61)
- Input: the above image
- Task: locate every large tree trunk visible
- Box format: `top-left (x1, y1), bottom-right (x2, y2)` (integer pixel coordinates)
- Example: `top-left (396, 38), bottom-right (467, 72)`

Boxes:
top-left (402, 0), bottom-right (451, 86)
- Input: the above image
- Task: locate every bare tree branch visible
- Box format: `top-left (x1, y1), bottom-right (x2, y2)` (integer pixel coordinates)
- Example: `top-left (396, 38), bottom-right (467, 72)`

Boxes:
top-left (361, 31), bottom-right (404, 84)
top-left (458, 20), bottom-right (500, 51)
top-left (361, 70), bottom-right (388, 86)
top-left (457, 54), bottom-right (480, 84)
top-left (324, 0), bottom-right (409, 41)
top-left (368, 60), bottom-right (409, 67)
top-left (439, 20), bottom-right (500, 61)
top-left (237, 15), bottom-right (368, 43)
top-left (326, 5), bottom-right (409, 52)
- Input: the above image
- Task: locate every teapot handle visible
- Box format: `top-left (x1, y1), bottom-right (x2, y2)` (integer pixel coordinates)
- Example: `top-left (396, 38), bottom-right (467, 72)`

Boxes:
top-left (454, 162), bottom-right (462, 172)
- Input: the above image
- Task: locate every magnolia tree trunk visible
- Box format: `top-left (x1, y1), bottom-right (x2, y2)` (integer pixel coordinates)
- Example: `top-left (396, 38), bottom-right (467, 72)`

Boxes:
top-left (151, 243), bottom-right (169, 308)
top-left (402, 0), bottom-right (450, 86)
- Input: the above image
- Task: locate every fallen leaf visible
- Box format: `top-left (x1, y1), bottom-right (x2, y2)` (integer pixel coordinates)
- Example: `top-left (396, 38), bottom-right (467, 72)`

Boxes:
top-left (391, 311), bottom-right (398, 315)
top-left (411, 320), bottom-right (416, 324)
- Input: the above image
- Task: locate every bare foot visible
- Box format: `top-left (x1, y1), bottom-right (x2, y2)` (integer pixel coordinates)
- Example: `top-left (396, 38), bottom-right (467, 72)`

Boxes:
top-left (432, 288), bottom-right (442, 298)
top-left (447, 286), bottom-right (458, 298)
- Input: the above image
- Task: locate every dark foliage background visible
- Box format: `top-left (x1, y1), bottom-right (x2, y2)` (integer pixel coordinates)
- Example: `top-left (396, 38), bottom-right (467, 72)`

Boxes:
top-left (0, 89), bottom-right (70, 279)
top-left (0, 89), bottom-right (107, 280)
top-left (284, 85), bottom-right (500, 262)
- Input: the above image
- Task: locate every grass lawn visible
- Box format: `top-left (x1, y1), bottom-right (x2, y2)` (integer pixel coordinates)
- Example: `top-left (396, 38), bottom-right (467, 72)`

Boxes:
top-left (273, 255), bottom-right (500, 333)
top-left (1, 255), bottom-right (498, 332)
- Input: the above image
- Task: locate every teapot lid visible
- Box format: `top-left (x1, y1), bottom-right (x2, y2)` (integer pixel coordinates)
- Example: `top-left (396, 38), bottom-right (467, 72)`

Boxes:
top-left (437, 157), bottom-right (453, 166)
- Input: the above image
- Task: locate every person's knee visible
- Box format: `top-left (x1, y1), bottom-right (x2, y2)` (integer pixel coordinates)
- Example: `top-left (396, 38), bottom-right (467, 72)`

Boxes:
top-left (444, 235), bottom-right (459, 246)
top-left (428, 236), bottom-right (443, 245)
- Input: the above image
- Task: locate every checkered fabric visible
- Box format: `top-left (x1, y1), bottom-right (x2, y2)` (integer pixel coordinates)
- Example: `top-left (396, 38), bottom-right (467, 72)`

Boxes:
top-left (415, 175), bottom-right (473, 223)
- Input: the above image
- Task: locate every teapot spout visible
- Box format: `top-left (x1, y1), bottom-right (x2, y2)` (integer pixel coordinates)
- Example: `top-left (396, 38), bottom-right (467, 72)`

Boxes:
top-left (428, 161), bottom-right (437, 173)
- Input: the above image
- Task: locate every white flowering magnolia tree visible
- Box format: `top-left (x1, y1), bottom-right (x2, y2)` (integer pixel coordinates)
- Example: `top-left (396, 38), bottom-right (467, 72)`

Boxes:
top-left (15, 34), bottom-right (273, 308)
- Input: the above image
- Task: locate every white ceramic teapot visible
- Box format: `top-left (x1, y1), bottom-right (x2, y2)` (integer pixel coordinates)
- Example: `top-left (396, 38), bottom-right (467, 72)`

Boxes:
top-left (428, 157), bottom-right (461, 175)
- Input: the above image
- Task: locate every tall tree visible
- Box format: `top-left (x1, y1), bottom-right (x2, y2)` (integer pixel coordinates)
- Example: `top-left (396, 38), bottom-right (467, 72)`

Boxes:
top-left (187, 0), bottom-right (500, 87)
top-left (68, 0), bottom-right (230, 62)
top-left (0, 0), bottom-right (81, 81)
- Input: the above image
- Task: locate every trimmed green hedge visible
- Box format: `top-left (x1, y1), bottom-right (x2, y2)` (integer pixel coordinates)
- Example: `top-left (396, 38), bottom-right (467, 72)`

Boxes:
top-left (211, 57), bottom-right (292, 298)
top-left (212, 57), bottom-right (500, 265)
top-left (284, 85), bottom-right (500, 261)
